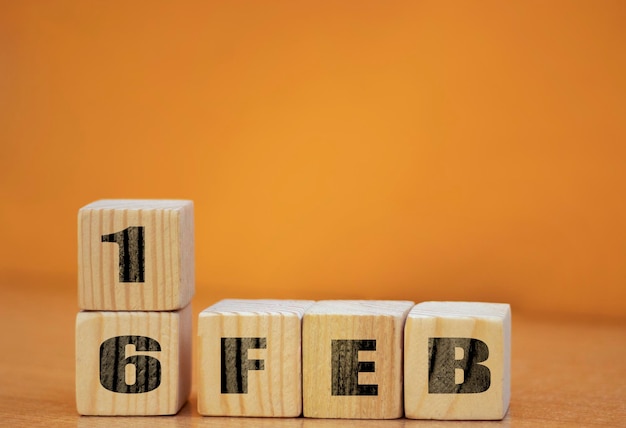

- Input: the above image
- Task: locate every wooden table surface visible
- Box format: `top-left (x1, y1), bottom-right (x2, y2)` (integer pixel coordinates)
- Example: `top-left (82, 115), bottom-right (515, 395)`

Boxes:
top-left (1, 276), bottom-right (624, 427)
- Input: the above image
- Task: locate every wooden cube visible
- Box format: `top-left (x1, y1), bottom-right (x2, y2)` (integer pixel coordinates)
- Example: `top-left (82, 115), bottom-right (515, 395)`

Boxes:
top-left (302, 300), bottom-right (414, 419)
top-left (78, 199), bottom-right (194, 311)
top-left (75, 304), bottom-right (192, 415)
top-left (197, 299), bottom-right (314, 417)
top-left (404, 301), bottom-right (511, 420)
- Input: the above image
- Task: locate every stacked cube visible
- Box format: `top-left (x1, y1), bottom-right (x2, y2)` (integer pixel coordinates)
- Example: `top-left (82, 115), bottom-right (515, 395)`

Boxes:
top-left (74, 199), bottom-right (512, 419)
top-left (75, 200), bottom-right (194, 415)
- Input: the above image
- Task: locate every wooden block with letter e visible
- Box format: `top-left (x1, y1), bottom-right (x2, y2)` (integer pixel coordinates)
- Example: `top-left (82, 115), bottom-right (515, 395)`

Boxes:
top-left (302, 300), bottom-right (414, 419)
top-left (78, 199), bottom-right (194, 311)
top-left (197, 299), bottom-right (315, 417)
top-left (75, 304), bottom-right (192, 415)
top-left (404, 301), bottom-right (511, 420)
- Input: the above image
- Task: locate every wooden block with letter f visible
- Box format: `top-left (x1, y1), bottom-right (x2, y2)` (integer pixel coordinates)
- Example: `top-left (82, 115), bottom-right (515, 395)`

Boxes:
top-left (78, 199), bottom-right (194, 311)
top-left (404, 301), bottom-right (511, 420)
top-left (197, 299), bottom-right (315, 417)
top-left (302, 300), bottom-right (414, 419)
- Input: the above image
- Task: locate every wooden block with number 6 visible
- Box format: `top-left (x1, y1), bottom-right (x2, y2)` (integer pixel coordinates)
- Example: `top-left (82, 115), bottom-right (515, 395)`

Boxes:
top-left (197, 299), bottom-right (314, 417)
top-left (404, 301), bottom-right (511, 420)
top-left (75, 305), bottom-right (192, 415)
top-left (78, 199), bottom-right (194, 311)
top-left (302, 300), bottom-right (414, 419)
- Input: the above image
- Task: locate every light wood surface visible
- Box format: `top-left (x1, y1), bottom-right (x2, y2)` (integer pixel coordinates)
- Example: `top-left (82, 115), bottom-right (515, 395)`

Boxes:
top-left (78, 199), bottom-right (195, 311)
top-left (404, 302), bottom-right (511, 420)
top-left (76, 305), bottom-right (192, 415)
top-left (197, 299), bottom-right (314, 417)
top-left (302, 300), bottom-right (414, 419)
top-left (0, 275), bottom-right (625, 426)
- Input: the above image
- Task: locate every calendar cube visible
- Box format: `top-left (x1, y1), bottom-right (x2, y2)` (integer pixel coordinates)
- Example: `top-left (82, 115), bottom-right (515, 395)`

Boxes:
top-left (302, 300), bottom-right (414, 419)
top-left (404, 301), bottom-right (511, 420)
top-left (75, 305), bottom-right (192, 415)
top-left (197, 299), bottom-right (314, 417)
top-left (78, 199), bottom-right (194, 311)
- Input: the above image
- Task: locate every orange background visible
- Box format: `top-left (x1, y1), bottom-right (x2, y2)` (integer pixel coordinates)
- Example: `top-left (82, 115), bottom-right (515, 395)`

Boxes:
top-left (1, 1), bottom-right (624, 318)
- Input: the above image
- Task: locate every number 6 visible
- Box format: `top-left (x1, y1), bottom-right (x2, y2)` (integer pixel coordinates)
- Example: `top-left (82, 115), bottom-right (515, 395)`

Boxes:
top-left (99, 336), bottom-right (162, 393)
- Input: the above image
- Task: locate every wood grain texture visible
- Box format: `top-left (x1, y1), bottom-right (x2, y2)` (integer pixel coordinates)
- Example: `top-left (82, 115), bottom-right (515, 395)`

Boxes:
top-left (197, 299), bottom-right (314, 417)
top-left (75, 304), bottom-right (192, 415)
top-left (404, 301), bottom-right (511, 420)
top-left (302, 300), bottom-right (414, 419)
top-left (78, 199), bottom-right (195, 311)
top-left (0, 277), bottom-right (625, 426)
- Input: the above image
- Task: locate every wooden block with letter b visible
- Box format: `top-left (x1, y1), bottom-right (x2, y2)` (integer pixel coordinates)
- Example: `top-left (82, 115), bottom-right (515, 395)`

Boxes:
top-left (197, 299), bottom-right (314, 417)
top-left (75, 304), bottom-right (192, 415)
top-left (78, 199), bottom-right (194, 311)
top-left (404, 301), bottom-right (511, 420)
top-left (302, 300), bottom-right (414, 419)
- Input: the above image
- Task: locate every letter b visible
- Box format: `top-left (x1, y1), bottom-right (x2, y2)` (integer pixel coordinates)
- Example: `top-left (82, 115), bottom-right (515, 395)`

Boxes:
top-left (428, 337), bottom-right (491, 394)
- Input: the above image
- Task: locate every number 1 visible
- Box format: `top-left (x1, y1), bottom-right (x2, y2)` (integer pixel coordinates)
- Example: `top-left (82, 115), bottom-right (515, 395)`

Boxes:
top-left (101, 226), bottom-right (145, 282)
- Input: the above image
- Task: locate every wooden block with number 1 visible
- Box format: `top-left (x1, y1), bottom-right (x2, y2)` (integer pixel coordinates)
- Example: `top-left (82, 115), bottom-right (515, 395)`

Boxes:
top-left (75, 304), bottom-right (192, 415)
top-left (78, 199), bottom-right (194, 311)
top-left (302, 300), bottom-right (414, 419)
top-left (197, 299), bottom-right (314, 417)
